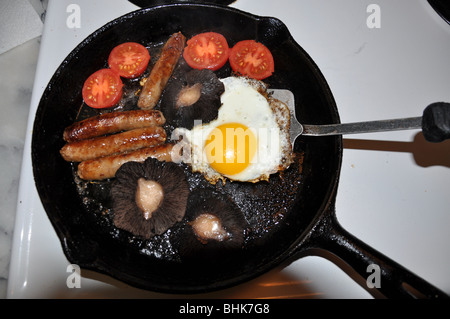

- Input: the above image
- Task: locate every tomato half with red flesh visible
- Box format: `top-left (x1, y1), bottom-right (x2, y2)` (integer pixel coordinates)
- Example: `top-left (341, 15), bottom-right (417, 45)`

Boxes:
top-left (183, 32), bottom-right (230, 71)
top-left (82, 69), bottom-right (123, 109)
top-left (229, 40), bottom-right (274, 80)
top-left (108, 42), bottom-right (150, 78)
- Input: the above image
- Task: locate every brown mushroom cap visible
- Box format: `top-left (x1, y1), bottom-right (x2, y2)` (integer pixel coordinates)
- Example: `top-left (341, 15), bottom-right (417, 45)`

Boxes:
top-left (111, 158), bottom-right (190, 239)
top-left (160, 69), bottom-right (225, 129)
top-left (176, 189), bottom-right (248, 261)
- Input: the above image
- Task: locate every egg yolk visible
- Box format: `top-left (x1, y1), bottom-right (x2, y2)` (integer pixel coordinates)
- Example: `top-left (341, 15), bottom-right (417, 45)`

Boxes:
top-left (205, 123), bottom-right (257, 176)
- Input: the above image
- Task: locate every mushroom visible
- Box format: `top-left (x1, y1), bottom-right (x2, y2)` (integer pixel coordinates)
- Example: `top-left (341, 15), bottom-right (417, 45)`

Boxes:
top-left (176, 189), bottom-right (248, 261)
top-left (160, 69), bottom-right (225, 129)
top-left (111, 157), bottom-right (189, 239)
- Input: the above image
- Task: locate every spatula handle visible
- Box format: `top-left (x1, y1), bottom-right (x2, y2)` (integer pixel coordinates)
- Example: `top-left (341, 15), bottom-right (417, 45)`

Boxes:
top-left (422, 102), bottom-right (450, 142)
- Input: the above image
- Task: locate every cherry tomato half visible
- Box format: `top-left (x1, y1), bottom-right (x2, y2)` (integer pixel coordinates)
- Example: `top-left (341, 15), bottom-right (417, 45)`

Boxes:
top-left (82, 69), bottom-right (123, 109)
top-left (108, 42), bottom-right (150, 78)
top-left (229, 40), bottom-right (274, 80)
top-left (183, 32), bottom-right (230, 71)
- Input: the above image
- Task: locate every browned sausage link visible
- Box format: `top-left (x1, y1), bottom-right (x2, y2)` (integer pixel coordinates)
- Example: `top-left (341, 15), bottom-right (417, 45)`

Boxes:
top-left (137, 32), bottom-right (186, 110)
top-left (60, 126), bottom-right (166, 162)
top-left (77, 143), bottom-right (175, 180)
top-left (63, 110), bottom-right (166, 142)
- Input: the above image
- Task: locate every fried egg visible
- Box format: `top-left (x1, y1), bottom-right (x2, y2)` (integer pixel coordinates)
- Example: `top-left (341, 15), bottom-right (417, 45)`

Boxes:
top-left (173, 76), bottom-right (293, 184)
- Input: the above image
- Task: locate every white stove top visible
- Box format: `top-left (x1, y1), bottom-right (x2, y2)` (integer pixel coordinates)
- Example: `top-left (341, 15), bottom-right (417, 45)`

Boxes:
top-left (7, 0), bottom-right (450, 299)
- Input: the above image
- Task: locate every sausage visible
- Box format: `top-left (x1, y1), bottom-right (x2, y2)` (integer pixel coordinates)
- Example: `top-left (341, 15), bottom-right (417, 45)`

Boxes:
top-left (63, 110), bottom-right (166, 142)
top-left (77, 143), bottom-right (175, 180)
top-left (60, 126), bottom-right (166, 162)
top-left (137, 32), bottom-right (186, 110)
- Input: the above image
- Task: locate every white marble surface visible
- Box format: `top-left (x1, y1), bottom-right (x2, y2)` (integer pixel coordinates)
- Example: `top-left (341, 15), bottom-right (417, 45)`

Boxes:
top-left (0, 37), bottom-right (41, 298)
top-left (0, 0), bottom-right (46, 299)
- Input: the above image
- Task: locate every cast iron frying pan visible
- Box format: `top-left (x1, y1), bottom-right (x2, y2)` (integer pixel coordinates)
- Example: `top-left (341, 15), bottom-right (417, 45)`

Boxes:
top-left (31, 3), bottom-right (448, 298)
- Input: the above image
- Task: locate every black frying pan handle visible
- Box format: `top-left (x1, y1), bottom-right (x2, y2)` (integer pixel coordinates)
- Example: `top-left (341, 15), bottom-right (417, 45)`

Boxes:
top-left (304, 207), bottom-right (449, 299)
top-left (128, 0), bottom-right (236, 8)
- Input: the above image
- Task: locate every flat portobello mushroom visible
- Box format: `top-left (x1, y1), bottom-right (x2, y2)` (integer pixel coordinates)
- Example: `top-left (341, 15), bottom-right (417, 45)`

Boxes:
top-left (176, 189), bottom-right (249, 264)
top-left (111, 157), bottom-right (190, 239)
top-left (160, 69), bottom-right (225, 129)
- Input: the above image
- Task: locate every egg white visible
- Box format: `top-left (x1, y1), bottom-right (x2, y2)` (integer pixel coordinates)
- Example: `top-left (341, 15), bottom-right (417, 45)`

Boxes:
top-left (173, 76), bottom-right (293, 184)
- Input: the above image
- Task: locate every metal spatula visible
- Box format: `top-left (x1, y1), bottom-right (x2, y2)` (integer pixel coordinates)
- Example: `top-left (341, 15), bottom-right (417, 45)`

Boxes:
top-left (270, 89), bottom-right (450, 147)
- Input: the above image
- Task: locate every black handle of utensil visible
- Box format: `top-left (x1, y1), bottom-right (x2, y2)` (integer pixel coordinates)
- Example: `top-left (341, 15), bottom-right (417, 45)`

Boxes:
top-left (422, 102), bottom-right (450, 142)
top-left (301, 206), bottom-right (449, 299)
